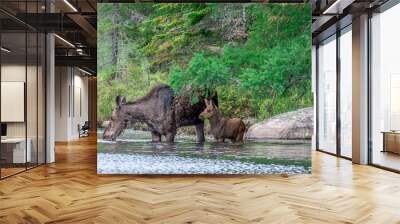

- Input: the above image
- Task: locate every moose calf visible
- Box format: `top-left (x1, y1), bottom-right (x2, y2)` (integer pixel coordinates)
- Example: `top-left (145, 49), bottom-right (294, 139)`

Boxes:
top-left (199, 99), bottom-right (246, 143)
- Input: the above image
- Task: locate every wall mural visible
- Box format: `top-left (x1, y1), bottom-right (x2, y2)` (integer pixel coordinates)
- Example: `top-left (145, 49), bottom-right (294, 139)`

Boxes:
top-left (97, 3), bottom-right (312, 175)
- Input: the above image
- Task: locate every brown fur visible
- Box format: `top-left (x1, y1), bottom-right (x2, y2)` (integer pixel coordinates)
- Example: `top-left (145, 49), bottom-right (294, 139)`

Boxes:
top-left (199, 99), bottom-right (246, 143)
top-left (103, 84), bottom-right (217, 143)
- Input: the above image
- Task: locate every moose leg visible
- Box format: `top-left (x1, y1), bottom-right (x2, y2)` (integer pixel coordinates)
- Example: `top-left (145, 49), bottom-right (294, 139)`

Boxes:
top-left (165, 130), bottom-right (176, 143)
top-left (216, 138), bottom-right (225, 143)
top-left (235, 132), bottom-right (244, 143)
top-left (151, 131), bottom-right (161, 142)
top-left (195, 122), bottom-right (205, 143)
top-left (235, 122), bottom-right (246, 143)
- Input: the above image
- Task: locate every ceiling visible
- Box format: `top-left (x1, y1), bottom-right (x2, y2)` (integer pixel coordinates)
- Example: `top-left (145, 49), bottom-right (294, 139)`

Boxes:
top-left (311, 0), bottom-right (390, 42)
top-left (0, 0), bottom-right (97, 75)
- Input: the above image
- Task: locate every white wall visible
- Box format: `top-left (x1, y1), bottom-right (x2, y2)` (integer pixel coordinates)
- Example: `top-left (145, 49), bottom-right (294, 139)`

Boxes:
top-left (55, 67), bottom-right (69, 141)
top-left (1, 65), bottom-right (42, 137)
top-left (1, 63), bottom-right (47, 164)
top-left (1, 65), bottom-right (26, 141)
top-left (1, 82), bottom-right (25, 122)
top-left (72, 73), bottom-right (89, 137)
top-left (54, 67), bottom-right (89, 141)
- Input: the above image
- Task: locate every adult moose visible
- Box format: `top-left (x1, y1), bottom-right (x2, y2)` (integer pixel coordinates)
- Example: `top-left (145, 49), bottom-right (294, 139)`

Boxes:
top-left (103, 84), bottom-right (217, 143)
top-left (199, 99), bottom-right (246, 143)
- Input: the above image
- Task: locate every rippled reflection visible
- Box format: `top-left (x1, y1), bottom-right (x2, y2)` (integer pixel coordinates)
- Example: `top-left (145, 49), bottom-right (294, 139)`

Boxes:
top-left (98, 129), bottom-right (311, 163)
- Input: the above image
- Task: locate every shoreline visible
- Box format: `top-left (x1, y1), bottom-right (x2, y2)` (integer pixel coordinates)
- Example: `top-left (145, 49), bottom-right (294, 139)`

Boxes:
top-left (97, 129), bottom-right (312, 144)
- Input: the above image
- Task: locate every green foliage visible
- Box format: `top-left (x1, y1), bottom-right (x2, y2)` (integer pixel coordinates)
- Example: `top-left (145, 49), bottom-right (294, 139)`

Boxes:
top-left (170, 53), bottom-right (229, 103)
top-left (98, 3), bottom-right (312, 121)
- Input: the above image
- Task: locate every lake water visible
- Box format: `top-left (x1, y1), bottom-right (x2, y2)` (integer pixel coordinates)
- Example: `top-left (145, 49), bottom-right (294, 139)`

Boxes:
top-left (97, 129), bottom-right (311, 175)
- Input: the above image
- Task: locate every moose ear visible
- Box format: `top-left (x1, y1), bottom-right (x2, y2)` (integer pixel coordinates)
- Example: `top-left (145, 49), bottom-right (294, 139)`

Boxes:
top-left (116, 95), bottom-right (126, 106)
top-left (204, 99), bottom-right (209, 106)
top-left (209, 100), bottom-right (215, 108)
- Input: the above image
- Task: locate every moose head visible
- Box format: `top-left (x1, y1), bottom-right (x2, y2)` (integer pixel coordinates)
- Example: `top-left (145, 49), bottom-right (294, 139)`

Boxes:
top-left (103, 95), bottom-right (129, 141)
top-left (199, 99), bottom-right (218, 120)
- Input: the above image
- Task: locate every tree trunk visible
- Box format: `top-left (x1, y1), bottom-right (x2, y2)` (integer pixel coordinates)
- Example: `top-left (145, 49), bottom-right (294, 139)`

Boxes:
top-left (111, 3), bottom-right (120, 67)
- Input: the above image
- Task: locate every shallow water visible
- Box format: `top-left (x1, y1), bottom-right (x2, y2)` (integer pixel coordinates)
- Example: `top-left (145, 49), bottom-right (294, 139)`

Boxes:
top-left (97, 129), bottom-right (311, 173)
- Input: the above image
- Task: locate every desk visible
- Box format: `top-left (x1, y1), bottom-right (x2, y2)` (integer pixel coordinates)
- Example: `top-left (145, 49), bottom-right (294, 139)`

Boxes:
top-left (382, 131), bottom-right (400, 154)
top-left (1, 138), bottom-right (31, 163)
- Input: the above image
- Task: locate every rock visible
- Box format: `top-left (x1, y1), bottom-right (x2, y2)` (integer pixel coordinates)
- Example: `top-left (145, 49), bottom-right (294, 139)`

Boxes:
top-left (243, 117), bottom-right (257, 128)
top-left (246, 107), bottom-right (313, 140)
top-left (177, 126), bottom-right (197, 136)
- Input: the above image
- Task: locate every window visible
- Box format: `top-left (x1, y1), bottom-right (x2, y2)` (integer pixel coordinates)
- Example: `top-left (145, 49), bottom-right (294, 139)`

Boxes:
top-left (317, 35), bottom-right (337, 154)
top-left (0, 2), bottom-right (46, 179)
top-left (339, 26), bottom-right (352, 158)
top-left (370, 3), bottom-right (400, 171)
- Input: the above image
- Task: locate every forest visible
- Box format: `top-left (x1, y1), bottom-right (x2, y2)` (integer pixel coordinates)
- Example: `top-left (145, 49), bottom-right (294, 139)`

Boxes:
top-left (97, 3), bottom-right (312, 122)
